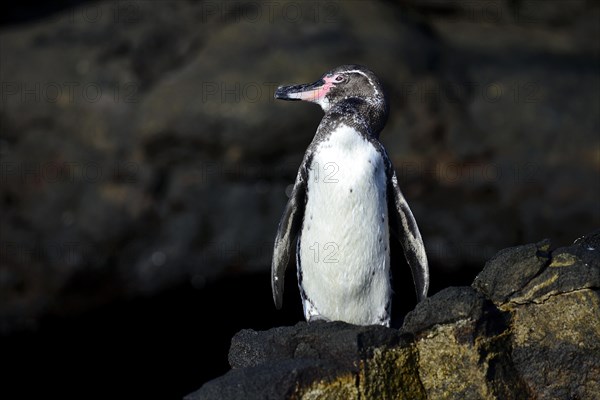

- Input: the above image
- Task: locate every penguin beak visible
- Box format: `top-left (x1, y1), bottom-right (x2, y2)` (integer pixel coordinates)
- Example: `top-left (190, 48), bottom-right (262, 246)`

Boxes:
top-left (275, 79), bottom-right (328, 102)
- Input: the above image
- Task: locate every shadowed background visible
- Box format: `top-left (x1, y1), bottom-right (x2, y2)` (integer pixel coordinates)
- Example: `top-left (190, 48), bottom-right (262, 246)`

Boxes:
top-left (1, 0), bottom-right (599, 398)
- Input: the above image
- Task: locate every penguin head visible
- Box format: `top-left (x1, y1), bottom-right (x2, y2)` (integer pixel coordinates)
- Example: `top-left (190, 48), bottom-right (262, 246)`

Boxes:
top-left (275, 65), bottom-right (388, 114)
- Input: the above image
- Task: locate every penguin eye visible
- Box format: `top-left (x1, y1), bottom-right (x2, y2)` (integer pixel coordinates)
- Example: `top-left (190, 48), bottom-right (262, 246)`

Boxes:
top-left (333, 75), bottom-right (347, 83)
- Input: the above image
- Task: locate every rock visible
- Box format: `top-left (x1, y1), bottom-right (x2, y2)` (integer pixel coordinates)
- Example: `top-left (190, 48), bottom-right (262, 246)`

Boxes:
top-left (187, 359), bottom-right (353, 400)
top-left (473, 229), bottom-right (600, 399)
top-left (402, 287), bottom-right (522, 399)
top-left (187, 231), bottom-right (600, 399)
top-left (509, 289), bottom-right (600, 399)
top-left (473, 230), bottom-right (600, 309)
top-left (228, 321), bottom-right (405, 370)
top-left (472, 239), bottom-right (551, 304)
top-left (401, 286), bottom-right (491, 334)
top-left (187, 321), bottom-right (424, 400)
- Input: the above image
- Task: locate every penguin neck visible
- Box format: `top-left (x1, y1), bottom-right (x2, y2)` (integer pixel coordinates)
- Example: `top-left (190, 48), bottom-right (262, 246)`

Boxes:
top-left (319, 97), bottom-right (387, 140)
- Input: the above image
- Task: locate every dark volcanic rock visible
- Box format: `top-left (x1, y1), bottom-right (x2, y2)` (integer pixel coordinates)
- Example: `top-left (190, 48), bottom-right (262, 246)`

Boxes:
top-left (472, 239), bottom-right (551, 304)
top-left (473, 230), bottom-right (600, 399)
top-left (188, 322), bottom-right (425, 400)
top-left (188, 231), bottom-right (600, 399)
top-left (186, 359), bottom-right (348, 400)
top-left (229, 321), bottom-right (404, 370)
top-left (401, 286), bottom-right (490, 334)
top-left (473, 231), bottom-right (600, 307)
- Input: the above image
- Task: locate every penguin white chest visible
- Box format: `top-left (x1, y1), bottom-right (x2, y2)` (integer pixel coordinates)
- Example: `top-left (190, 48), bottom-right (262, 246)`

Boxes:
top-left (300, 124), bottom-right (391, 326)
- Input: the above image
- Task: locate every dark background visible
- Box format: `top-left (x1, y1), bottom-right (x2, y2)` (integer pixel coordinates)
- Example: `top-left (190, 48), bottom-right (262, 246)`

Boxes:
top-left (1, 1), bottom-right (599, 398)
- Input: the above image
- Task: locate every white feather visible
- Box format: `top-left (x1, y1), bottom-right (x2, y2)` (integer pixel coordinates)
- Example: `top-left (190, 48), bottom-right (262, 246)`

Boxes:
top-left (299, 124), bottom-right (391, 326)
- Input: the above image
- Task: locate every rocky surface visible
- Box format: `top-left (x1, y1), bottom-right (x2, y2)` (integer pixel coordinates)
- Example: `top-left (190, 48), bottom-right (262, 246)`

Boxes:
top-left (186, 230), bottom-right (600, 399)
top-left (1, 0), bottom-right (599, 332)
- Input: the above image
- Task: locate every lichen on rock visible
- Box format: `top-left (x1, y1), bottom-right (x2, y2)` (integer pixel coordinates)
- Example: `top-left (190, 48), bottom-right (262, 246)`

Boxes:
top-left (186, 231), bottom-right (600, 399)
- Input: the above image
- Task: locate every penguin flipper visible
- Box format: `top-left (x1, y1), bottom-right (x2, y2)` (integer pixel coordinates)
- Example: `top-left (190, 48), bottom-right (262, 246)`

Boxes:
top-left (388, 170), bottom-right (429, 302)
top-left (272, 169), bottom-right (306, 309)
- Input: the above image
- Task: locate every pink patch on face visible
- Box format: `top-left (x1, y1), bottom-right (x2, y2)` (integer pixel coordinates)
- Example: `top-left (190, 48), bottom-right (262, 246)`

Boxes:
top-left (288, 75), bottom-right (337, 102)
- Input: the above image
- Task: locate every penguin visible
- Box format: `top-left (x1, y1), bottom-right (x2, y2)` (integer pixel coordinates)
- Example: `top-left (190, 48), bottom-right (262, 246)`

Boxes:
top-left (271, 65), bottom-right (429, 327)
